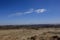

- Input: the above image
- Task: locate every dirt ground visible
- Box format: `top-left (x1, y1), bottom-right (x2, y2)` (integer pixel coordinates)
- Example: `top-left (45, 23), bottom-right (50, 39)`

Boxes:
top-left (0, 28), bottom-right (60, 40)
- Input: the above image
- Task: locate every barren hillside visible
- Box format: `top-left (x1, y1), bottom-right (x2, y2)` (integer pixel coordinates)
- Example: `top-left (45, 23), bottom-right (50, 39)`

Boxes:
top-left (0, 28), bottom-right (60, 40)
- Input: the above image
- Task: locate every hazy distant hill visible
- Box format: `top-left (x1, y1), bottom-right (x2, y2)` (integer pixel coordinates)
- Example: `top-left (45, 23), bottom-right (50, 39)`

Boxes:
top-left (0, 24), bottom-right (60, 30)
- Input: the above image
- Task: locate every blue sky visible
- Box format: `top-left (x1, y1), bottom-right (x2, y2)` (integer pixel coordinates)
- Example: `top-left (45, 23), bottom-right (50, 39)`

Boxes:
top-left (0, 0), bottom-right (60, 25)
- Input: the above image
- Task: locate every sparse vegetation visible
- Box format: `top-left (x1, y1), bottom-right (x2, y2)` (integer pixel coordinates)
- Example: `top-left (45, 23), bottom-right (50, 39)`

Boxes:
top-left (0, 24), bottom-right (60, 40)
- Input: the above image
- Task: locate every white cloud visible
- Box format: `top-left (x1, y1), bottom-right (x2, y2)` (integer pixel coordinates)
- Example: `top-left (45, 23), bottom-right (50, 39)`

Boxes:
top-left (24, 9), bottom-right (34, 14)
top-left (8, 8), bottom-right (47, 17)
top-left (35, 9), bottom-right (47, 13)
top-left (8, 12), bottom-right (22, 17)
top-left (8, 9), bottom-right (34, 17)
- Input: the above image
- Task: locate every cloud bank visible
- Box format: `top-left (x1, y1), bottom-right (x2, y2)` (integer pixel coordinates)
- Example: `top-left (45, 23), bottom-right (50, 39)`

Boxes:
top-left (8, 8), bottom-right (47, 17)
